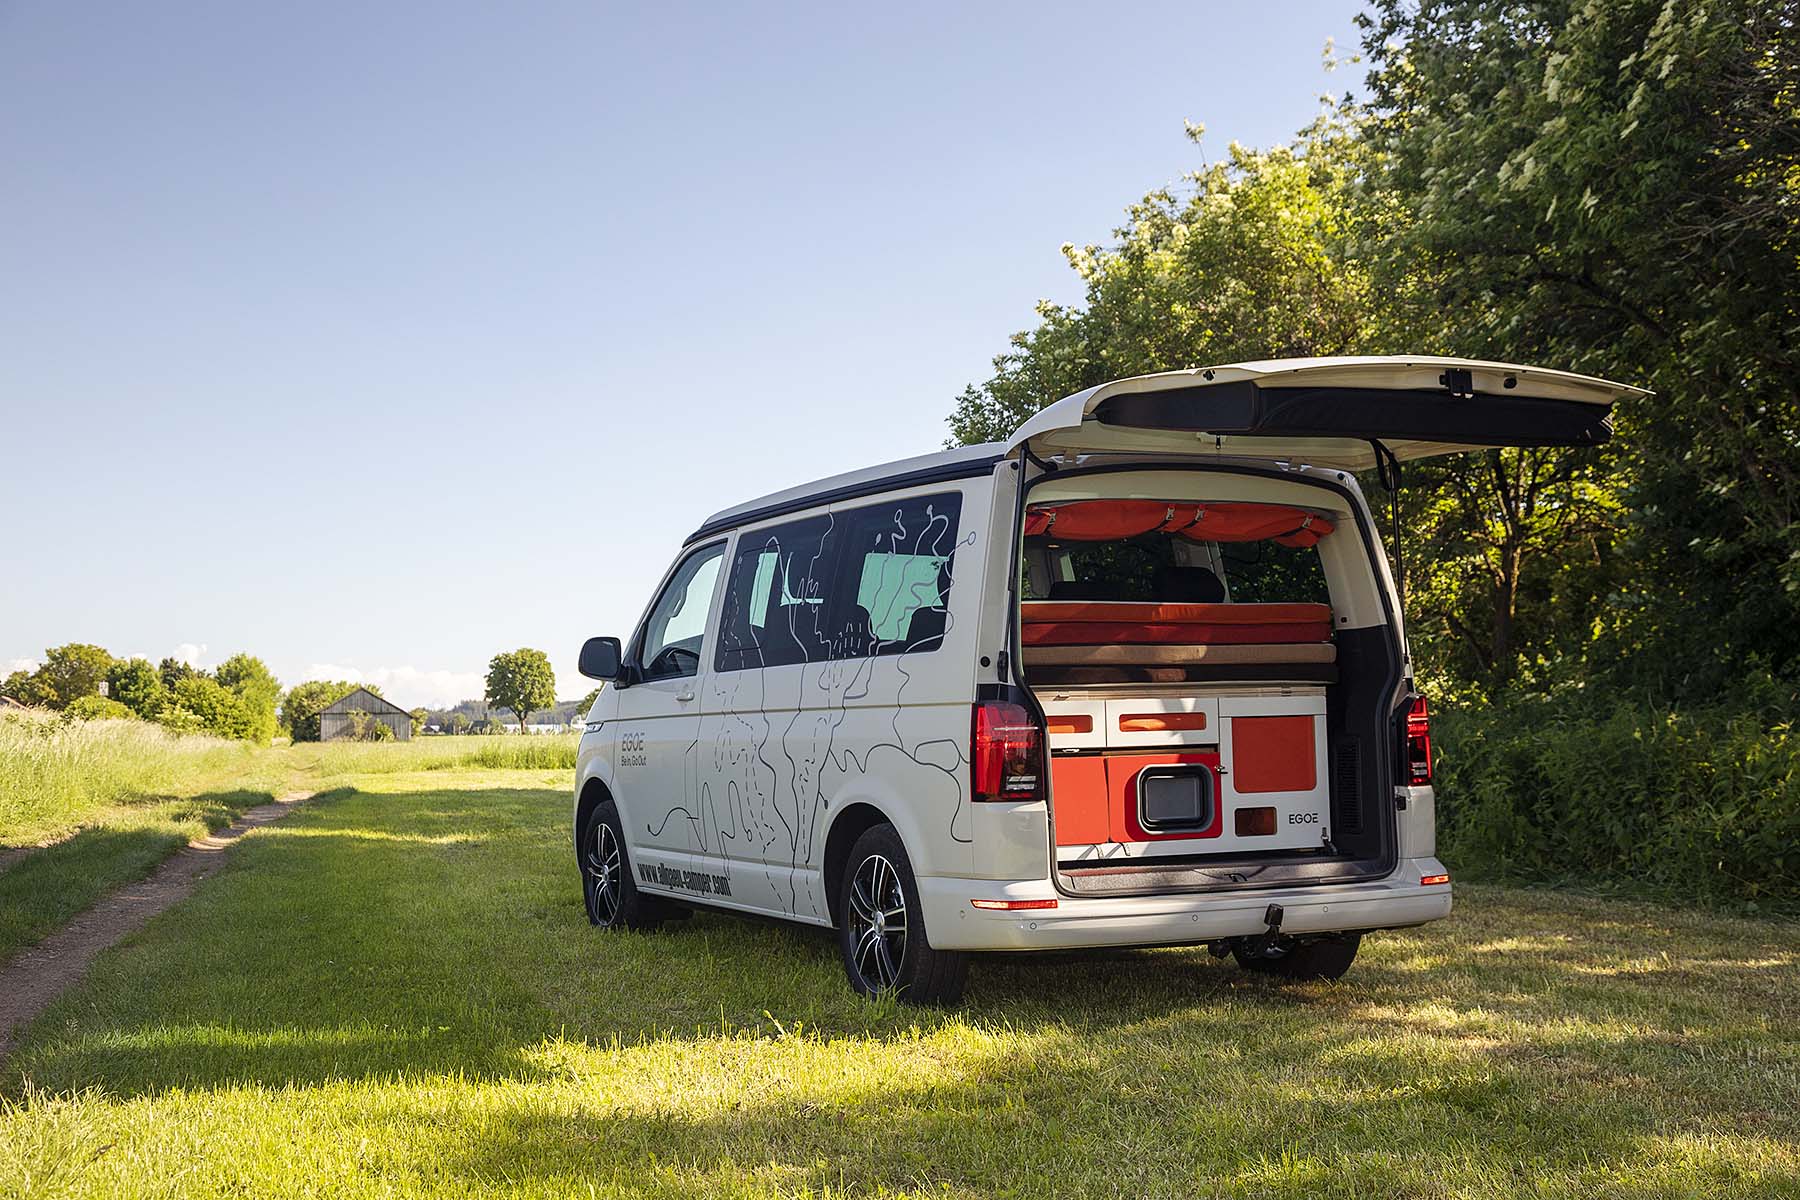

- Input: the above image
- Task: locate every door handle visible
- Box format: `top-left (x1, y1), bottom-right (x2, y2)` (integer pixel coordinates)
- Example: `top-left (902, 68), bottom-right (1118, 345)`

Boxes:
top-left (676, 687), bottom-right (695, 703)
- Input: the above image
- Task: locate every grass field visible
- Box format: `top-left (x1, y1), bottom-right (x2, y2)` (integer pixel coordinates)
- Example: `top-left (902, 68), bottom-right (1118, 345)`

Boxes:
top-left (3, 766), bottom-right (1796, 1198)
top-left (0, 718), bottom-right (578, 963)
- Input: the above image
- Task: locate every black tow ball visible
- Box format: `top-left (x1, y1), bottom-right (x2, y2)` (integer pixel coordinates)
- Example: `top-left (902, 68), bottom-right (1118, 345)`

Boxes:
top-left (1215, 904), bottom-right (1288, 959)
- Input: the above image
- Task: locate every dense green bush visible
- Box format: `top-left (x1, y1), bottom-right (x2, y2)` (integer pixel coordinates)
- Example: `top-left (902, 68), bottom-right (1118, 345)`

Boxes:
top-left (1434, 696), bottom-right (1799, 909)
top-left (64, 695), bottom-right (135, 722)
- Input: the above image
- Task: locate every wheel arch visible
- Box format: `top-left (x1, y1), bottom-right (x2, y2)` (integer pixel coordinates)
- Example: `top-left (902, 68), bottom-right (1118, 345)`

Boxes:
top-left (575, 776), bottom-right (613, 865)
top-left (822, 801), bottom-right (897, 929)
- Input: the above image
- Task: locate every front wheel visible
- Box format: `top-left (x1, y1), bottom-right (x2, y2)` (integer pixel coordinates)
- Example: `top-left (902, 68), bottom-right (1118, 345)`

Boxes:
top-left (581, 800), bottom-right (668, 932)
top-left (1232, 932), bottom-right (1361, 981)
top-left (837, 825), bottom-right (966, 1005)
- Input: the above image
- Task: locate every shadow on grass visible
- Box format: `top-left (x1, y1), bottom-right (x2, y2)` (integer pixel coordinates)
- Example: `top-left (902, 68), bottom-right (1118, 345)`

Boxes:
top-left (0, 790), bottom-right (281, 963)
top-left (6, 778), bottom-right (1798, 1194)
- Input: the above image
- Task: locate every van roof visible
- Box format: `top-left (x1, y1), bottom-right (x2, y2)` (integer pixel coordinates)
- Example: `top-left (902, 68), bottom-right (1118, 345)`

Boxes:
top-left (688, 442), bottom-right (1005, 543)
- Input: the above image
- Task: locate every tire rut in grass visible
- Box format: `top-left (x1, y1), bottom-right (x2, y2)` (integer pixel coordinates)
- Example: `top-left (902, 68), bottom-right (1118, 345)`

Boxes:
top-left (0, 791), bottom-right (315, 1061)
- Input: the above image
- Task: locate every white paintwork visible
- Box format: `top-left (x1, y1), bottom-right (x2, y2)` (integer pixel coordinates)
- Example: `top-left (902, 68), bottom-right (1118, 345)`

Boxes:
top-left (568, 357), bottom-right (1640, 971)
top-left (1005, 355), bottom-right (1646, 470)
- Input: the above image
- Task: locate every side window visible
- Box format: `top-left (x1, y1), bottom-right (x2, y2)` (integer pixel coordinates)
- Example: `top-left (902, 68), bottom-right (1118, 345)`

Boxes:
top-left (716, 515), bottom-right (836, 672)
top-left (1217, 540), bottom-right (1328, 603)
top-left (713, 491), bottom-right (963, 672)
top-left (638, 543), bottom-right (725, 682)
top-left (837, 492), bottom-right (962, 655)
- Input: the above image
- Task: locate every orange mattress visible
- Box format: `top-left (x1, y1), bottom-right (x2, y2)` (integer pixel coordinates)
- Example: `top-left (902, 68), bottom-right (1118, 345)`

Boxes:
top-left (1022, 601), bottom-right (1333, 647)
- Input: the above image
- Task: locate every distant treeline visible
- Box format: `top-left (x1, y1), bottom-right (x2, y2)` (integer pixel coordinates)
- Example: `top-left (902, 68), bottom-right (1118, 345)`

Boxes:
top-left (2, 644), bottom-right (597, 745)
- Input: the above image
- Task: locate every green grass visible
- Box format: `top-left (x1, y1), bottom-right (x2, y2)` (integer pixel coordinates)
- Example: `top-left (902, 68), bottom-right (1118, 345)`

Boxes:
top-left (0, 711), bottom-right (279, 847)
top-left (4, 768), bottom-right (1796, 1198)
top-left (0, 726), bottom-right (578, 964)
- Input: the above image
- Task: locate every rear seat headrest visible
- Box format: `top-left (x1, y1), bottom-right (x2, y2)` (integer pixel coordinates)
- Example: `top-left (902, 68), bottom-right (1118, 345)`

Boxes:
top-left (1154, 566), bottom-right (1226, 604)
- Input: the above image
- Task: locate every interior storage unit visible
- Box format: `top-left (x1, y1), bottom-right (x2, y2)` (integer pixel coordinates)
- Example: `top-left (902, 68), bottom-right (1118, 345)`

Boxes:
top-left (1044, 688), bottom-right (1330, 861)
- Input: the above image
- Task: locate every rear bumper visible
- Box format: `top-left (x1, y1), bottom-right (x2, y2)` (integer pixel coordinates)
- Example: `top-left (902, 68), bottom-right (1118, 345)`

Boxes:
top-left (917, 857), bottom-right (1452, 951)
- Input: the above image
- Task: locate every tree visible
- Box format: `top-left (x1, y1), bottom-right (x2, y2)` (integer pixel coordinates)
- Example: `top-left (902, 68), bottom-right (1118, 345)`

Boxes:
top-left (485, 649), bottom-right (555, 734)
top-left (409, 707), bottom-right (429, 736)
top-left (948, 123), bottom-right (1374, 446)
top-left (280, 680), bottom-right (375, 743)
top-left (162, 675), bottom-right (256, 740)
top-left (1355, 0), bottom-right (1800, 693)
top-left (158, 657), bottom-right (203, 690)
top-left (215, 652), bottom-right (281, 744)
top-left (31, 643), bottom-right (115, 710)
top-left (443, 711), bottom-right (472, 736)
top-left (1, 669), bottom-right (48, 708)
top-left (105, 658), bottom-right (167, 721)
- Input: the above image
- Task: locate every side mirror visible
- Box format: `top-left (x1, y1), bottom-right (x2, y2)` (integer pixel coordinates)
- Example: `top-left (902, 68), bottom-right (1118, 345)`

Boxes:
top-left (578, 636), bottom-right (623, 681)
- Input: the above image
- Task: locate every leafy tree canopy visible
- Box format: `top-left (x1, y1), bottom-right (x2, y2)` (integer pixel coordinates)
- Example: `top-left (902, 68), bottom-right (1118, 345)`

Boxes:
top-left (215, 652), bottom-right (281, 744)
top-left (105, 658), bottom-right (167, 721)
top-left (485, 649), bottom-right (556, 734)
top-left (29, 643), bottom-right (115, 710)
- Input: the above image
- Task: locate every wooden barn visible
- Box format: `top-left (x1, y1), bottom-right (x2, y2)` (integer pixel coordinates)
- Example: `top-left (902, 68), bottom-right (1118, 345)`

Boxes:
top-left (318, 687), bottom-right (413, 741)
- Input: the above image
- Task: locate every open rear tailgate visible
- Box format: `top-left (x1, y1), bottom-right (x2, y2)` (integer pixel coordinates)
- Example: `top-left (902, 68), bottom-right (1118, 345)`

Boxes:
top-left (1005, 356), bottom-right (1647, 469)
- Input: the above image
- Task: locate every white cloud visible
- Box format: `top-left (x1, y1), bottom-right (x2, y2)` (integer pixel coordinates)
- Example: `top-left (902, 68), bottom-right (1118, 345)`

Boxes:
top-left (4, 658), bottom-right (38, 676)
top-left (302, 663), bottom-right (484, 710)
top-left (171, 642), bottom-right (209, 667)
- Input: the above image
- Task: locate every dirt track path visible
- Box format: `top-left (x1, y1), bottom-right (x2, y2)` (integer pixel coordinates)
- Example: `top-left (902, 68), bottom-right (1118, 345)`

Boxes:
top-left (0, 791), bottom-right (314, 1062)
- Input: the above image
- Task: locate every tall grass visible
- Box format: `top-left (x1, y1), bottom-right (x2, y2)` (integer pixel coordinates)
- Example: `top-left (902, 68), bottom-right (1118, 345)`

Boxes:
top-left (295, 734), bottom-right (580, 778)
top-left (0, 712), bottom-right (266, 846)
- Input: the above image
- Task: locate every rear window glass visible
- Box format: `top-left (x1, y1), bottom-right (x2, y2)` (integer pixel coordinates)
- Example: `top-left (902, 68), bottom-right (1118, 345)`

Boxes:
top-left (1023, 516), bottom-right (1329, 605)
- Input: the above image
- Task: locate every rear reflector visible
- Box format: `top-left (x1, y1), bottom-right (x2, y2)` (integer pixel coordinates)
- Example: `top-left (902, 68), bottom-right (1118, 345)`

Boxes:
top-left (1045, 714), bottom-right (1093, 735)
top-left (972, 701), bottom-right (1045, 802)
top-left (1407, 696), bottom-right (1433, 785)
top-left (1118, 711), bottom-right (1208, 732)
top-left (1420, 872), bottom-right (1450, 886)
top-left (1235, 806), bottom-right (1277, 837)
top-left (970, 898), bottom-right (1059, 910)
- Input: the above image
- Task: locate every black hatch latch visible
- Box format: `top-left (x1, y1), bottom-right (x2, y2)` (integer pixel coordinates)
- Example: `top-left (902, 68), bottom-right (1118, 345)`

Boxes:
top-left (1439, 367), bottom-right (1475, 398)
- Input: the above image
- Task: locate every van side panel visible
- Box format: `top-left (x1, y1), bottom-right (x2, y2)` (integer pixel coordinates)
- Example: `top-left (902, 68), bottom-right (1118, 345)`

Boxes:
top-left (681, 477), bottom-right (992, 925)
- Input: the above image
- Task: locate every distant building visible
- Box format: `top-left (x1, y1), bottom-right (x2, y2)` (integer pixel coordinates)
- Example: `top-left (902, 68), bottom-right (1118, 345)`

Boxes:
top-left (318, 687), bottom-right (413, 741)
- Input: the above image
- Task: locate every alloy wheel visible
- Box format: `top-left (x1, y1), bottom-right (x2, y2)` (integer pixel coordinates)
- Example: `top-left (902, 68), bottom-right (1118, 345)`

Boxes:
top-left (847, 853), bottom-right (908, 991)
top-left (586, 820), bottom-right (623, 926)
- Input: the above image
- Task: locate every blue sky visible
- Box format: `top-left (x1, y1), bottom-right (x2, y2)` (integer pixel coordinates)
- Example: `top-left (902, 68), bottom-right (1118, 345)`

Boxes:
top-left (1, 1), bottom-right (1362, 707)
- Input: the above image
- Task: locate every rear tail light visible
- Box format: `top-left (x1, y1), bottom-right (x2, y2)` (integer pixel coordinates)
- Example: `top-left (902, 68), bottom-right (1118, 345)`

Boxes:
top-left (972, 701), bottom-right (1044, 802)
top-left (1420, 872), bottom-right (1450, 886)
top-left (970, 898), bottom-right (1058, 910)
top-left (1406, 695), bottom-right (1433, 785)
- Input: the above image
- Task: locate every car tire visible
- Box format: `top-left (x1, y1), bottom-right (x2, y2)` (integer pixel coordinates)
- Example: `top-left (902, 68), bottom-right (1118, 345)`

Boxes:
top-left (837, 825), bottom-right (966, 1005)
top-left (1233, 932), bottom-right (1361, 981)
top-left (580, 799), bottom-right (668, 932)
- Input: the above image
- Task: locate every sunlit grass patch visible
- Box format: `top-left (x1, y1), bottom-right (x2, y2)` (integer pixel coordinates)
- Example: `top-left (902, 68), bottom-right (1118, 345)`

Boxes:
top-left (2, 770), bottom-right (1795, 1198)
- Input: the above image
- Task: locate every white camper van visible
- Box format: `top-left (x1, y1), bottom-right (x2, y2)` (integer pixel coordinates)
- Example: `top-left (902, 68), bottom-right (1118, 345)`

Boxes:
top-left (573, 357), bottom-right (1643, 1003)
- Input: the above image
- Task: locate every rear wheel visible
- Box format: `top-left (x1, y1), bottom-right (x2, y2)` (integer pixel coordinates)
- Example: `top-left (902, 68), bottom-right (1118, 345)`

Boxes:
top-left (580, 800), bottom-right (668, 932)
top-left (1232, 932), bottom-right (1361, 981)
top-left (837, 825), bottom-right (966, 1005)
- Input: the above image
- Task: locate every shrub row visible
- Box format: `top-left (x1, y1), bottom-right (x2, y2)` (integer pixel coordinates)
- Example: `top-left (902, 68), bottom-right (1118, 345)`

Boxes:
top-left (1434, 697), bottom-right (1799, 909)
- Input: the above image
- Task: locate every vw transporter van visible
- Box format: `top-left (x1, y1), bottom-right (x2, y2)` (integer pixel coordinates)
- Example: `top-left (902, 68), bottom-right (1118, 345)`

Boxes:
top-left (573, 356), bottom-right (1643, 1003)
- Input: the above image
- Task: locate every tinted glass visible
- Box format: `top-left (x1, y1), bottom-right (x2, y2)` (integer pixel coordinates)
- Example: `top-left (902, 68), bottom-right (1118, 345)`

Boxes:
top-left (639, 544), bottom-right (724, 681)
top-left (716, 515), bottom-right (834, 672)
top-left (1217, 540), bottom-right (1328, 603)
top-left (839, 492), bottom-right (961, 654)
top-left (1023, 533), bottom-right (1326, 605)
top-left (714, 492), bottom-right (962, 672)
